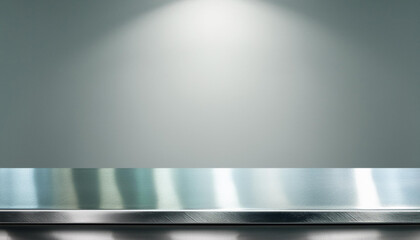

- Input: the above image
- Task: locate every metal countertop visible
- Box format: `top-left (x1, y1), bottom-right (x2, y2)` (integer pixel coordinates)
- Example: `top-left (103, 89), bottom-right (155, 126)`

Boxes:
top-left (0, 168), bottom-right (419, 224)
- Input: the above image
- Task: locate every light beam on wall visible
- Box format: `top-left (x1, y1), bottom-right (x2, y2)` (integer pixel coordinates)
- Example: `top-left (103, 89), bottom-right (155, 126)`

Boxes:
top-left (62, 0), bottom-right (357, 165)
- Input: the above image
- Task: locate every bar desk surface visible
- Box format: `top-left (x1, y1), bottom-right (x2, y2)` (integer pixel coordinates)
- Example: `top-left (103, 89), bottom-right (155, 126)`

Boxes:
top-left (0, 168), bottom-right (420, 224)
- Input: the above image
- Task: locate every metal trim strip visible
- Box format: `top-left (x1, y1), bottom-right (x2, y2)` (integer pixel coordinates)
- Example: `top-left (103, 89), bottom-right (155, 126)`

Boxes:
top-left (1, 210), bottom-right (420, 224)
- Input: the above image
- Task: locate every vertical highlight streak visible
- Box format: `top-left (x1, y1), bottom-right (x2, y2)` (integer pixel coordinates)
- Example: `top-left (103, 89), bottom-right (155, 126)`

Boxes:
top-left (0, 169), bottom-right (38, 208)
top-left (99, 169), bottom-right (123, 209)
top-left (254, 169), bottom-right (289, 208)
top-left (53, 169), bottom-right (78, 209)
top-left (154, 168), bottom-right (181, 209)
top-left (354, 168), bottom-right (380, 209)
top-left (213, 168), bottom-right (239, 209)
top-left (0, 169), bottom-right (12, 208)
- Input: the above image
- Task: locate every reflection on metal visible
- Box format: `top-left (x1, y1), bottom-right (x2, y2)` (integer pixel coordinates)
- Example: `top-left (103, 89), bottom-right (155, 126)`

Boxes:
top-left (1, 168), bottom-right (420, 210)
top-left (0, 169), bottom-right (38, 208)
top-left (2, 225), bottom-right (420, 240)
top-left (354, 169), bottom-right (380, 208)
top-left (154, 169), bottom-right (181, 209)
top-left (0, 168), bottom-right (420, 224)
top-left (213, 169), bottom-right (239, 209)
top-left (1, 210), bottom-right (420, 224)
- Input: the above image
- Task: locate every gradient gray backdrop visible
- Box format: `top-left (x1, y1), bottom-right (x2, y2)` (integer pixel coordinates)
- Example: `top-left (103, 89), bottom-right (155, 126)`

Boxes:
top-left (1, 0), bottom-right (419, 167)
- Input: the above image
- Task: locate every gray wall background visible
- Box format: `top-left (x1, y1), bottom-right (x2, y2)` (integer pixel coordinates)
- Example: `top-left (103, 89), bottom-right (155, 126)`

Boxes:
top-left (1, 0), bottom-right (419, 167)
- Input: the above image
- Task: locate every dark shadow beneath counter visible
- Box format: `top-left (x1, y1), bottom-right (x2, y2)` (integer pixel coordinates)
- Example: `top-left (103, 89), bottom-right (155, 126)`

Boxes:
top-left (2, 225), bottom-right (420, 240)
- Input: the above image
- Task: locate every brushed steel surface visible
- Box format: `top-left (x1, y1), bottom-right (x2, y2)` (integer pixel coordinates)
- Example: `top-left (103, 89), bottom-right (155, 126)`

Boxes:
top-left (1, 225), bottom-right (420, 240)
top-left (1, 168), bottom-right (420, 224)
top-left (0, 210), bottom-right (420, 224)
top-left (1, 168), bottom-right (420, 210)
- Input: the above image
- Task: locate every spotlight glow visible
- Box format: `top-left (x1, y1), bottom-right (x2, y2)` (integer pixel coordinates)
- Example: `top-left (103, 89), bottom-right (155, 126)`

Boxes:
top-left (161, 0), bottom-right (262, 45)
top-left (354, 168), bottom-right (380, 209)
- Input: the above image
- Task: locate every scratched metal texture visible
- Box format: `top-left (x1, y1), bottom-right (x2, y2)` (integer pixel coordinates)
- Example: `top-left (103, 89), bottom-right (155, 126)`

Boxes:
top-left (0, 168), bottom-right (420, 224)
